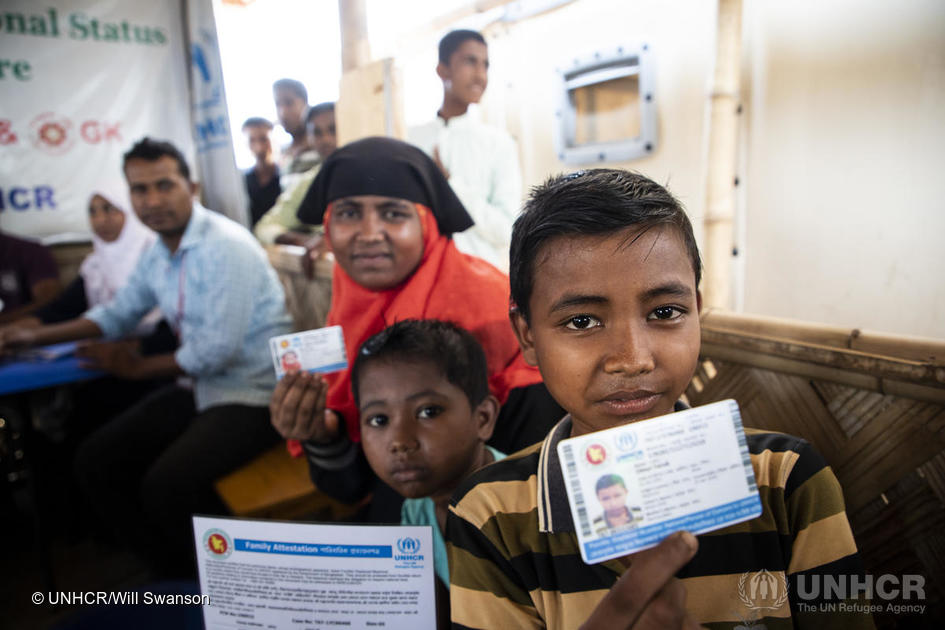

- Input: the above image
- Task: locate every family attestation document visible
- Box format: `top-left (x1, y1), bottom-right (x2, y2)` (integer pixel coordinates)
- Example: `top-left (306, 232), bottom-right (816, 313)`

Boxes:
top-left (193, 516), bottom-right (435, 629)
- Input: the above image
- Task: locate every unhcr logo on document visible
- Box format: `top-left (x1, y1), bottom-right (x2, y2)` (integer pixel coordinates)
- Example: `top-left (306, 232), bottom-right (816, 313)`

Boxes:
top-left (394, 537), bottom-right (425, 569)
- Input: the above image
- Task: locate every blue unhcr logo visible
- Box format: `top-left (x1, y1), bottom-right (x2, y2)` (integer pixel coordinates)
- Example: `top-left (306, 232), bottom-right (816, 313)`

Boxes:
top-left (397, 537), bottom-right (421, 555)
top-left (394, 536), bottom-right (425, 568)
top-left (616, 431), bottom-right (637, 452)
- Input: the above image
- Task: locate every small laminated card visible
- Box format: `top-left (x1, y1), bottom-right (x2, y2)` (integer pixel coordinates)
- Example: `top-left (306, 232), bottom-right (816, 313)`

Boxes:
top-left (558, 399), bottom-right (761, 564)
top-left (268, 325), bottom-right (347, 379)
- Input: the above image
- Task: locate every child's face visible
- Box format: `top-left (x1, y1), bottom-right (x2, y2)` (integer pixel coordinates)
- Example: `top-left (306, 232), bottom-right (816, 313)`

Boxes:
top-left (511, 225), bottom-right (701, 437)
top-left (597, 484), bottom-right (628, 517)
top-left (328, 195), bottom-right (425, 291)
top-left (358, 359), bottom-right (497, 500)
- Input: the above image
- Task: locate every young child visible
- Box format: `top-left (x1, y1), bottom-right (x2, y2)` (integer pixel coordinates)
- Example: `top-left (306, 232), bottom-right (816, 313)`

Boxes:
top-left (446, 170), bottom-right (873, 629)
top-left (352, 319), bottom-right (503, 595)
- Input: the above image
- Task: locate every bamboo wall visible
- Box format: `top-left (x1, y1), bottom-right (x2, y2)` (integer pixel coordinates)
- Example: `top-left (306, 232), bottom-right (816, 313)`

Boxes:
top-left (689, 310), bottom-right (945, 628)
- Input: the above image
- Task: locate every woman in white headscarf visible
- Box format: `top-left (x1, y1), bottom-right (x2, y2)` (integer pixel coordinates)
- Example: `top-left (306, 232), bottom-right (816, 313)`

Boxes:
top-left (25, 185), bottom-right (158, 327)
top-left (80, 184), bottom-right (156, 310)
top-left (10, 186), bottom-right (176, 439)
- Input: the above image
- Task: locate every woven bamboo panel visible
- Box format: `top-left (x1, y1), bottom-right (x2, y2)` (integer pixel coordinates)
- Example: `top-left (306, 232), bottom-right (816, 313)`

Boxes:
top-left (267, 245), bottom-right (334, 331)
top-left (689, 312), bottom-right (945, 628)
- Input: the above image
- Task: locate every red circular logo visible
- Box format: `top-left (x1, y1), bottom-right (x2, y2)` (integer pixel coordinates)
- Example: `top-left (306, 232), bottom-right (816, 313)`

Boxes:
top-left (207, 533), bottom-right (229, 555)
top-left (586, 444), bottom-right (607, 465)
top-left (30, 112), bottom-right (75, 155)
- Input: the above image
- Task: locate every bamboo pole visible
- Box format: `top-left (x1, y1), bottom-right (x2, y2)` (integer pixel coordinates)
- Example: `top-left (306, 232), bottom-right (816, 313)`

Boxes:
top-left (702, 0), bottom-right (743, 310)
top-left (702, 309), bottom-right (945, 364)
top-left (700, 334), bottom-right (945, 389)
top-left (338, 0), bottom-right (371, 72)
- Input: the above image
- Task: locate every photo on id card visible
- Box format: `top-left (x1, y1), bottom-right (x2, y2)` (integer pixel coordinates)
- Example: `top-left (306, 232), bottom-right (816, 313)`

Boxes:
top-left (558, 399), bottom-right (762, 564)
top-left (268, 325), bottom-right (348, 379)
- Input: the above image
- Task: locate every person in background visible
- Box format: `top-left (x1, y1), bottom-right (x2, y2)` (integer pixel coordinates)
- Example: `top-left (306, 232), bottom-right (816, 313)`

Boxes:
top-left (1, 188), bottom-right (177, 528)
top-left (254, 103), bottom-right (338, 278)
top-left (7, 186), bottom-right (157, 327)
top-left (3, 186), bottom-right (178, 417)
top-left (0, 229), bottom-right (61, 325)
top-left (273, 78), bottom-right (319, 187)
top-left (0, 137), bottom-right (292, 577)
top-left (308, 101), bottom-right (338, 162)
top-left (242, 117), bottom-right (281, 228)
top-left (408, 29), bottom-right (522, 272)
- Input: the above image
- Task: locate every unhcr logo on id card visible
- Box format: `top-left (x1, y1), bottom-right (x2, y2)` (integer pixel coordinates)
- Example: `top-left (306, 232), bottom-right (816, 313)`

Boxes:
top-left (616, 430), bottom-right (644, 463)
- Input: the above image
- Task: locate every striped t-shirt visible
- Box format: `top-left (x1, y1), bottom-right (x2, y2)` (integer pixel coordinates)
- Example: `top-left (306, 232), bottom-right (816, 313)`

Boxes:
top-left (447, 416), bottom-right (875, 630)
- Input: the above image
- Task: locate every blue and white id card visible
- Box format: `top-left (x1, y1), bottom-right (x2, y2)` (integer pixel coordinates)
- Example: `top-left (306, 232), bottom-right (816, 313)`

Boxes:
top-left (268, 325), bottom-right (348, 379)
top-left (557, 399), bottom-right (761, 564)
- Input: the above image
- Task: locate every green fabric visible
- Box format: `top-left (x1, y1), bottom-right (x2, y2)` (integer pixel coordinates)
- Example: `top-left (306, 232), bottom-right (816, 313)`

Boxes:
top-left (400, 446), bottom-right (505, 588)
top-left (253, 165), bottom-right (320, 245)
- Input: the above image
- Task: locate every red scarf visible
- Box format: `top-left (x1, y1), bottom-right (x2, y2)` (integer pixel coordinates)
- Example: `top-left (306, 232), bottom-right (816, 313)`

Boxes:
top-left (287, 204), bottom-right (541, 455)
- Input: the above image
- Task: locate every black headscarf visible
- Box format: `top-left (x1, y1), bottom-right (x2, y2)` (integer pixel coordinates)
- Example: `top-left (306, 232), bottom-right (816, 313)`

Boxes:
top-left (296, 136), bottom-right (474, 235)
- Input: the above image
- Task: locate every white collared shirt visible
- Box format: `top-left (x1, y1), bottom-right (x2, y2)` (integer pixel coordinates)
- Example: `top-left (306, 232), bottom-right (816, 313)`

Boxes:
top-left (408, 109), bottom-right (522, 271)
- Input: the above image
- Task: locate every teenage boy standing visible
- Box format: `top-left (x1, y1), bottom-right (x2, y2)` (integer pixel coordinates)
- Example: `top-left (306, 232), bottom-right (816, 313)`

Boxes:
top-left (408, 29), bottom-right (521, 272)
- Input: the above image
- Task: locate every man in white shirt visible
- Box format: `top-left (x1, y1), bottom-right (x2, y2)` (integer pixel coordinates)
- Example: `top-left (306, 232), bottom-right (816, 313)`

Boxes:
top-left (408, 29), bottom-right (522, 271)
top-left (273, 78), bottom-right (320, 188)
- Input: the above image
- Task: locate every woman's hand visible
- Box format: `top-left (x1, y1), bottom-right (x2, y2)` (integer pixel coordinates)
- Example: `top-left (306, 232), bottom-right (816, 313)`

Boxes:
top-left (270, 371), bottom-right (341, 442)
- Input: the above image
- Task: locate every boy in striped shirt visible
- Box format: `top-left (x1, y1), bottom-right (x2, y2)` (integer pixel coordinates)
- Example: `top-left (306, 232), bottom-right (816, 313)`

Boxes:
top-left (446, 170), bottom-right (873, 629)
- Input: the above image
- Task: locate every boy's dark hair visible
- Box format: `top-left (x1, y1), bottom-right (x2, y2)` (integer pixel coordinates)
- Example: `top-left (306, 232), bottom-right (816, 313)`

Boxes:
top-left (242, 116), bottom-right (273, 131)
top-left (351, 319), bottom-right (489, 410)
top-left (307, 102), bottom-right (335, 123)
top-left (438, 29), bottom-right (486, 65)
top-left (596, 473), bottom-right (626, 494)
top-left (123, 137), bottom-right (191, 181)
top-left (272, 78), bottom-right (308, 102)
top-left (510, 169), bottom-right (702, 322)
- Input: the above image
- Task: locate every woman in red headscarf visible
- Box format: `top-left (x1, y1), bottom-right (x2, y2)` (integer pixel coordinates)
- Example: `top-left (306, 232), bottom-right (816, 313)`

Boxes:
top-left (270, 137), bottom-right (563, 519)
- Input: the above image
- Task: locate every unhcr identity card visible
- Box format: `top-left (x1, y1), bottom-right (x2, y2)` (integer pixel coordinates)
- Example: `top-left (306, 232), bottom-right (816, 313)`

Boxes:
top-left (193, 516), bottom-right (435, 629)
top-left (269, 325), bottom-right (347, 379)
top-left (557, 399), bottom-right (761, 564)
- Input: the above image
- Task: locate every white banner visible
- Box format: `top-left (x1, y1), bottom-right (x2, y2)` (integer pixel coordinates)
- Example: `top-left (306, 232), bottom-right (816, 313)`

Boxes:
top-left (0, 0), bottom-right (194, 241)
top-left (186, 0), bottom-right (247, 226)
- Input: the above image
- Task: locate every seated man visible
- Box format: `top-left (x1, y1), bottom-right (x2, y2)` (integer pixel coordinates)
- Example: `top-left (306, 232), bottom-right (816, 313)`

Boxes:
top-left (273, 78), bottom-right (320, 188)
top-left (0, 229), bottom-right (60, 325)
top-left (241, 116), bottom-right (281, 228)
top-left (447, 170), bottom-right (872, 629)
top-left (0, 137), bottom-right (292, 577)
top-left (253, 102), bottom-right (337, 255)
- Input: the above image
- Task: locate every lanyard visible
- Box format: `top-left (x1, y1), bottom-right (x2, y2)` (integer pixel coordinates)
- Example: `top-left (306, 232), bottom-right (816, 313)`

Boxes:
top-left (175, 251), bottom-right (186, 336)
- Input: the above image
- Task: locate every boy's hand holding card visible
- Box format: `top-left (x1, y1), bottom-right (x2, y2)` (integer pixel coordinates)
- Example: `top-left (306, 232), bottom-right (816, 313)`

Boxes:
top-left (558, 399), bottom-right (761, 564)
top-left (268, 325), bottom-right (347, 379)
